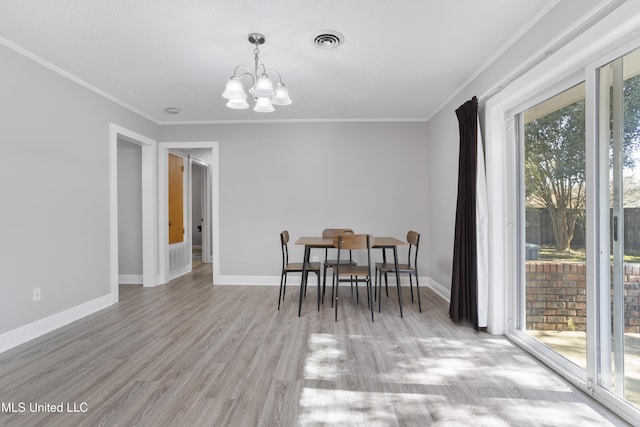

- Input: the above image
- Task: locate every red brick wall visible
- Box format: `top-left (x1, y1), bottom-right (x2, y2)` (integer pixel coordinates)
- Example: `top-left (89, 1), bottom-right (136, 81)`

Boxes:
top-left (526, 262), bottom-right (587, 331)
top-left (525, 262), bottom-right (640, 333)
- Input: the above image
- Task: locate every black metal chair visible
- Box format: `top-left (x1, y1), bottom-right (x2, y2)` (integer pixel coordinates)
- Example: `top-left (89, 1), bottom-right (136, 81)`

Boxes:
top-left (332, 234), bottom-right (375, 322)
top-left (278, 230), bottom-right (321, 311)
top-left (375, 231), bottom-right (422, 312)
top-left (321, 228), bottom-right (357, 304)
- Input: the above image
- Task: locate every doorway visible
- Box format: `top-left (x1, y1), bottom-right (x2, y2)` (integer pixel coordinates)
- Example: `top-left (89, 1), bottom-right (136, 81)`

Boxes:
top-left (109, 124), bottom-right (157, 302)
top-left (117, 139), bottom-right (143, 284)
top-left (190, 158), bottom-right (209, 268)
top-left (158, 141), bottom-right (219, 286)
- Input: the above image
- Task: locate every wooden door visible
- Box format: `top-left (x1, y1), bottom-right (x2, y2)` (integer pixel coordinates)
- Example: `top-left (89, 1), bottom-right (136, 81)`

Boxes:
top-left (168, 153), bottom-right (184, 244)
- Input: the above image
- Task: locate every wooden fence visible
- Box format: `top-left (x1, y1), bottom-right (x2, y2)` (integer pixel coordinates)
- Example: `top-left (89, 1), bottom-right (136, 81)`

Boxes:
top-left (526, 208), bottom-right (640, 252)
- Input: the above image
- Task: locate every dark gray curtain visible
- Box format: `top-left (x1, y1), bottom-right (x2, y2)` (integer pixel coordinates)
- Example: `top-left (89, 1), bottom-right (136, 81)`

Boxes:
top-left (449, 96), bottom-right (479, 330)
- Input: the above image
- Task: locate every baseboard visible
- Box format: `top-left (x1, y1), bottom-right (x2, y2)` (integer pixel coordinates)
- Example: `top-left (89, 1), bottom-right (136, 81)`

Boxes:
top-left (215, 275), bottom-right (287, 286)
top-left (119, 274), bottom-right (142, 285)
top-left (169, 265), bottom-right (192, 281)
top-left (425, 277), bottom-right (451, 303)
top-left (214, 274), bottom-right (446, 298)
top-left (0, 294), bottom-right (114, 355)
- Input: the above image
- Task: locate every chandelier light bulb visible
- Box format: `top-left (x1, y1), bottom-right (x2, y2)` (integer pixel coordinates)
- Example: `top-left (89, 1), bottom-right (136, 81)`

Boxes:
top-left (271, 83), bottom-right (292, 106)
top-left (253, 97), bottom-right (275, 113)
top-left (226, 98), bottom-right (250, 109)
top-left (222, 78), bottom-right (247, 100)
top-left (252, 75), bottom-right (276, 98)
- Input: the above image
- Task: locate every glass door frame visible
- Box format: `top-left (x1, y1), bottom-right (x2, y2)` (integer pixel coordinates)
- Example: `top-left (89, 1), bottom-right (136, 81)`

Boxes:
top-left (585, 36), bottom-right (640, 420)
top-left (483, 6), bottom-right (640, 419)
top-left (505, 73), bottom-right (589, 387)
top-left (503, 34), bottom-right (640, 423)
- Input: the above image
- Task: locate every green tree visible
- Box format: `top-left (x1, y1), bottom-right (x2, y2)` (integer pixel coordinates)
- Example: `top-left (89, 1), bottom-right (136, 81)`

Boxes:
top-left (524, 74), bottom-right (640, 252)
top-left (525, 100), bottom-right (586, 252)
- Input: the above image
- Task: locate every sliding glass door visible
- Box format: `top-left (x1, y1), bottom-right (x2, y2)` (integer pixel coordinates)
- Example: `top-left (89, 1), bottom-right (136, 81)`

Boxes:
top-left (597, 47), bottom-right (640, 407)
top-left (512, 45), bottom-right (640, 419)
top-left (517, 81), bottom-right (588, 374)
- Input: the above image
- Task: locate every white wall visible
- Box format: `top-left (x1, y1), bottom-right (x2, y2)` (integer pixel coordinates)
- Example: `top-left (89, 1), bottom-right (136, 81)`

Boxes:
top-left (160, 121), bottom-right (429, 280)
top-left (0, 43), bottom-right (158, 336)
top-left (117, 139), bottom-right (143, 278)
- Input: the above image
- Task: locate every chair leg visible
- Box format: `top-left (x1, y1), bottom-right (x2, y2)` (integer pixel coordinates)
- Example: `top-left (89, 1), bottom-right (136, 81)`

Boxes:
top-left (334, 278), bottom-right (339, 321)
top-left (316, 272), bottom-right (321, 312)
top-left (304, 272), bottom-right (308, 298)
top-left (365, 277), bottom-right (371, 308)
top-left (355, 278), bottom-right (359, 304)
top-left (415, 273), bottom-right (422, 312)
top-left (367, 275), bottom-right (374, 322)
top-left (278, 272), bottom-right (285, 310)
top-left (384, 272), bottom-right (389, 297)
top-left (377, 271), bottom-right (382, 313)
top-left (409, 275), bottom-right (414, 303)
top-left (331, 273), bottom-right (335, 308)
top-left (374, 269), bottom-right (378, 302)
top-left (322, 265), bottom-right (328, 304)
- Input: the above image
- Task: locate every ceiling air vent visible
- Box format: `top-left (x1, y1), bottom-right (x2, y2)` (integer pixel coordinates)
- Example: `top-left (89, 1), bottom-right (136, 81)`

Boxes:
top-left (313, 31), bottom-right (344, 49)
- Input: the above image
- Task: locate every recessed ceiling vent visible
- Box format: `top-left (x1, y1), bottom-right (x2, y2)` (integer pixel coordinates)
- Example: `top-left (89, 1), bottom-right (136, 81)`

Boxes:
top-left (313, 31), bottom-right (344, 49)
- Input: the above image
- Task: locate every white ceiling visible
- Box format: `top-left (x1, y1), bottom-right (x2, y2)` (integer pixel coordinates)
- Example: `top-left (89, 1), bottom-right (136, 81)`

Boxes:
top-left (0, 0), bottom-right (556, 123)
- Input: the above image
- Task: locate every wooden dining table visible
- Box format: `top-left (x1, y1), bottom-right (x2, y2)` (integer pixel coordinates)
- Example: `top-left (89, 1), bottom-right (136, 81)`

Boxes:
top-left (295, 236), bottom-right (406, 319)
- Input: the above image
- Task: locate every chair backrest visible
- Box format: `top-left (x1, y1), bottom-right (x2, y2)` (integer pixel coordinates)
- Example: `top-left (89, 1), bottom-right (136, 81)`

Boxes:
top-left (333, 234), bottom-right (373, 250)
top-left (280, 230), bottom-right (290, 266)
top-left (322, 228), bottom-right (354, 259)
top-left (334, 234), bottom-right (373, 269)
top-left (407, 231), bottom-right (420, 268)
top-left (322, 228), bottom-right (354, 238)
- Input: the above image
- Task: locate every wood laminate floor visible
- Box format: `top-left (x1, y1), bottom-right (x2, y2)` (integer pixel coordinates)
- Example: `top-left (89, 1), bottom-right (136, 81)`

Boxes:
top-left (0, 264), bottom-right (630, 426)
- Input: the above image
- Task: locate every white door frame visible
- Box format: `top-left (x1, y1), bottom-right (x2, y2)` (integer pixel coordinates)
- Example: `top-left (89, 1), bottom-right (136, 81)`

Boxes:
top-left (109, 124), bottom-right (158, 301)
top-left (190, 156), bottom-right (212, 264)
top-left (158, 141), bottom-right (219, 285)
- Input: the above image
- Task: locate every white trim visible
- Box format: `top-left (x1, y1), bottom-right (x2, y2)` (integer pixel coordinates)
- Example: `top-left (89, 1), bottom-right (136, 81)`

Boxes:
top-left (157, 117), bottom-right (429, 125)
top-left (217, 275), bottom-right (290, 286)
top-left (424, 278), bottom-right (451, 303)
top-left (0, 294), bottom-right (113, 355)
top-left (426, 0), bottom-right (562, 122)
top-left (189, 156), bottom-right (212, 264)
top-left (215, 275), bottom-right (438, 288)
top-left (109, 124), bottom-right (158, 303)
top-left (0, 36), bottom-right (157, 124)
top-left (119, 274), bottom-right (143, 285)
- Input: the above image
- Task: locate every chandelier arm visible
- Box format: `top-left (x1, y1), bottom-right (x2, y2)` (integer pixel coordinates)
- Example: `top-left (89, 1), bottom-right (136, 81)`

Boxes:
top-left (236, 71), bottom-right (255, 86)
top-left (265, 69), bottom-right (284, 84)
top-left (232, 65), bottom-right (253, 78)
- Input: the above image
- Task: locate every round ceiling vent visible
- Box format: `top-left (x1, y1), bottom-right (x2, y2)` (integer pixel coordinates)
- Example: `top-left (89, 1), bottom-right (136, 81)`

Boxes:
top-left (313, 30), bottom-right (344, 49)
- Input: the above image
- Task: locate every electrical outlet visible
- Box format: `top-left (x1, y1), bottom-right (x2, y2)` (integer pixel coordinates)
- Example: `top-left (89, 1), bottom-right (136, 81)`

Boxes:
top-left (33, 288), bottom-right (41, 302)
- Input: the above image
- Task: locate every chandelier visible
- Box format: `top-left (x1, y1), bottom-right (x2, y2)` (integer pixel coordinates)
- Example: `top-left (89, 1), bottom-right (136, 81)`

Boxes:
top-left (222, 33), bottom-right (292, 112)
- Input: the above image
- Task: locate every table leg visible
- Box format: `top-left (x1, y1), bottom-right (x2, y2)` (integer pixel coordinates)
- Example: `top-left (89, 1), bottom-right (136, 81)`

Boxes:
top-left (393, 246), bottom-right (403, 318)
top-left (316, 250), bottom-right (321, 312)
top-left (298, 245), bottom-right (310, 317)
